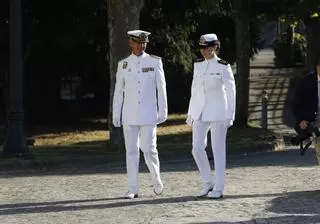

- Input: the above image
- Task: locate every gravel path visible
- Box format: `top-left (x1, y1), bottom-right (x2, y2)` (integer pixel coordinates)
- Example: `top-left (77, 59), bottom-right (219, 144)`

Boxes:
top-left (0, 147), bottom-right (319, 224)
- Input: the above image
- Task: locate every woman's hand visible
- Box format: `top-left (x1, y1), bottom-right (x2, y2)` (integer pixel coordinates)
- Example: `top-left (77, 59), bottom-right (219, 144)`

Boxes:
top-left (186, 116), bottom-right (193, 126)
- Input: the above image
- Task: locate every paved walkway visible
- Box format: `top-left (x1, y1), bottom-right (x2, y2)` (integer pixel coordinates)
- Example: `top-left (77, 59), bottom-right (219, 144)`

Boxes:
top-left (0, 149), bottom-right (319, 224)
top-left (248, 49), bottom-right (304, 135)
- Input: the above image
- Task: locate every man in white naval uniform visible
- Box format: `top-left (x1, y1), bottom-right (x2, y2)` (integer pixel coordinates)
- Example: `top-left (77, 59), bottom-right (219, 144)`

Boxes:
top-left (112, 30), bottom-right (167, 199)
top-left (187, 33), bottom-right (236, 199)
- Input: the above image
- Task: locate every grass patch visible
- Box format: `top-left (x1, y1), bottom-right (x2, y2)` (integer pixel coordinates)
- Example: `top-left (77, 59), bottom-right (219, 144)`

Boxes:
top-left (0, 114), bottom-right (278, 170)
top-left (34, 130), bottom-right (109, 146)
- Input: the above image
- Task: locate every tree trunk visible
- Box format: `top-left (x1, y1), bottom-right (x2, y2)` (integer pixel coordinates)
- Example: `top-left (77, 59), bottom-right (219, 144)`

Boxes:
top-left (107, 0), bottom-right (145, 151)
top-left (233, 0), bottom-right (251, 127)
top-left (304, 17), bottom-right (320, 70)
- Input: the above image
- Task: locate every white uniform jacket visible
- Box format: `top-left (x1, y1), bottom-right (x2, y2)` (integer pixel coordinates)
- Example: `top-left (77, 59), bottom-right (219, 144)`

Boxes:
top-left (187, 56), bottom-right (236, 122)
top-left (113, 52), bottom-right (168, 126)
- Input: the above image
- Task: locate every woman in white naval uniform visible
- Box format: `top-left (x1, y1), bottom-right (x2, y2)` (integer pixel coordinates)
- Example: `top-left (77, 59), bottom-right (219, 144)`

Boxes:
top-left (113, 30), bottom-right (168, 199)
top-left (187, 33), bottom-right (236, 199)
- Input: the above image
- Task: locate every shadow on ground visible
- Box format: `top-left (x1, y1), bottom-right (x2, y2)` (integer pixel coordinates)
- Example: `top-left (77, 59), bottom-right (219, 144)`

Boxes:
top-left (0, 189), bottom-right (319, 222)
top-left (187, 215), bottom-right (320, 224)
top-left (186, 190), bottom-right (320, 224)
top-left (0, 196), bottom-right (199, 216)
top-left (0, 146), bottom-right (317, 178)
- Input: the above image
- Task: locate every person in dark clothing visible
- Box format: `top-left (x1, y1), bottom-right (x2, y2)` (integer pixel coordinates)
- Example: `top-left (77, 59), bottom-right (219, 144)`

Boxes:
top-left (292, 57), bottom-right (320, 163)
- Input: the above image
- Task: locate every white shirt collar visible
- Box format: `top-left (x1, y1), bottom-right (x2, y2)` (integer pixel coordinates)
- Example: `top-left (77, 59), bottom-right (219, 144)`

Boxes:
top-left (130, 52), bottom-right (147, 59)
top-left (205, 54), bottom-right (219, 63)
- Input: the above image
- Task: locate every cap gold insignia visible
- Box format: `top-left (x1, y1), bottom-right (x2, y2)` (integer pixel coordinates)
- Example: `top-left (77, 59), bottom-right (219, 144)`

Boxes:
top-left (139, 33), bottom-right (147, 39)
top-left (200, 36), bottom-right (206, 44)
top-left (123, 61), bottom-right (128, 69)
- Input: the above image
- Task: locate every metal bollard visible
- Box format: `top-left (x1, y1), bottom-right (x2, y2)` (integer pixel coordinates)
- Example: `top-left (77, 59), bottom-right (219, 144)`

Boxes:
top-left (261, 90), bottom-right (268, 129)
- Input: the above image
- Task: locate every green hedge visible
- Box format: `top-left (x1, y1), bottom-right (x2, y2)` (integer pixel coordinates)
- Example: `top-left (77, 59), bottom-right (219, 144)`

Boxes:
top-left (272, 32), bottom-right (307, 68)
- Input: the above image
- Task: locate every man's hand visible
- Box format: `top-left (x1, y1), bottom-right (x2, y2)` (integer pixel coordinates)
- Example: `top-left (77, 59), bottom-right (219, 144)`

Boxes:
top-left (299, 120), bottom-right (308, 130)
top-left (186, 116), bottom-right (193, 126)
top-left (113, 118), bottom-right (121, 127)
top-left (225, 119), bottom-right (233, 128)
top-left (157, 115), bottom-right (167, 124)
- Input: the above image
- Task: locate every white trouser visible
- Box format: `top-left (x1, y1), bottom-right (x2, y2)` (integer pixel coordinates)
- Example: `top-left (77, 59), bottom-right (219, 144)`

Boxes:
top-left (192, 120), bottom-right (228, 192)
top-left (123, 125), bottom-right (162, 193)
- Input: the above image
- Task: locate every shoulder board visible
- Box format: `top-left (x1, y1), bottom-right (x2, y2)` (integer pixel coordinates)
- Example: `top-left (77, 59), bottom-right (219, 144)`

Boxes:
top-left (150, 54), bottom-right (161, 59)
top-left (218, 59), bottom-right (229, 65)
top-left (195, 58), bottom-right (205, 63)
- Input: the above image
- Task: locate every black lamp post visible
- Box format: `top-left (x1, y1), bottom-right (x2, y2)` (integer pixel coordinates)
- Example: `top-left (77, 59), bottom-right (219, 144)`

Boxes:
top-left (3, 0), bottom-right (28, 155)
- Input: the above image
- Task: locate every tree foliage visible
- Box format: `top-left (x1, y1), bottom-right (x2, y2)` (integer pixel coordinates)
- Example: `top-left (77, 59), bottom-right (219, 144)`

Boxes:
top-left (141, 0), bottom-right (238, 112)
top-left (264, 0), bottom-right (320, 69)
top-left (22, 0), bottom-right (108, 122)
top-left (1, 0), bottom-right (319, 125)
